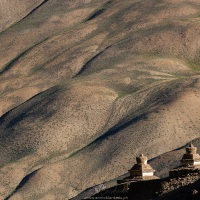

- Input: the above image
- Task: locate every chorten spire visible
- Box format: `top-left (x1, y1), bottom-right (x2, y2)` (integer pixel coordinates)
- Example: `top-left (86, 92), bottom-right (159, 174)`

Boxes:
top-left (169, 143), bottom-right (200, 178)
top-left (117, 154), bottom-right (159, 187)
top-left (181, 143), bottom-right (200, 166)
top-left (129, 154), bottom-right (155, 177)
top-left (136, 154), bottom-right (148, 165)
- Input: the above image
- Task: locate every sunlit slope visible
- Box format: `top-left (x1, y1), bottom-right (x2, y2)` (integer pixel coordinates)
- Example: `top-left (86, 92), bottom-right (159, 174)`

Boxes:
top-left (1, 0), bottom-right (200, 199)
top-left (0, 0), bottom-right (46, 32)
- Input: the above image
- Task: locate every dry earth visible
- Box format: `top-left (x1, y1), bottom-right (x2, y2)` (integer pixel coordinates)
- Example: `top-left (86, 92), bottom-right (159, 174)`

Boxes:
top-left (1, 0), bottom-right (200, 199)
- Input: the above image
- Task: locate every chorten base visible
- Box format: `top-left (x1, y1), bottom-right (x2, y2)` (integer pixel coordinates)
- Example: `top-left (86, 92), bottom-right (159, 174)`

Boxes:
top-left (117, 175), bottom-right (159, 184)
top-left (169, 165), bottom-right (200, 178)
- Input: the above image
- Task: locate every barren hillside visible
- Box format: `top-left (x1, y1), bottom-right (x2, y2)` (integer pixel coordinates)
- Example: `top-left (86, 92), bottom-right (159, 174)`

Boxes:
top-left (0, 0), bottom-right (46, 33)
top-left (1, 0), bottom-right (200, 199)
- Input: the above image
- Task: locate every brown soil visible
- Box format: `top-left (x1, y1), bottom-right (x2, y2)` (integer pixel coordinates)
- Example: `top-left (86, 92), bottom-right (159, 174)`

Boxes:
top-left (1, 0), bottom-right (200, 199)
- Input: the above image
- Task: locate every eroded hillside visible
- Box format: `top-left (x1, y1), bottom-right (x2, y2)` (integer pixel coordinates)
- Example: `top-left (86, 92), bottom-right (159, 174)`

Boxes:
top-left (1, 0), bottom-right (200, 199)
top-left (0, 0), bottom-right (47, 33)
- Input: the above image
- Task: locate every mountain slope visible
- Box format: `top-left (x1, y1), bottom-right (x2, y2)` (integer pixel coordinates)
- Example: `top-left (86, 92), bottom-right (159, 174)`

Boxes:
top-left (0, 0), bottom-right (47, 33)
top-left (1, 0), bottom-right (200, 199)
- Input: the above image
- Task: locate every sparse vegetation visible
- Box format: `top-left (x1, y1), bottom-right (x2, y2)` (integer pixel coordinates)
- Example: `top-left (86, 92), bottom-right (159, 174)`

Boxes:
top-left (1, 0), bottom-right (200, 199)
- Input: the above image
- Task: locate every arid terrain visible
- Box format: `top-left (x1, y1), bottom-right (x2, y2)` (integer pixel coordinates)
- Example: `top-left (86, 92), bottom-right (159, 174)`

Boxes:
top-left (1, 0), bottom-right (200, 199)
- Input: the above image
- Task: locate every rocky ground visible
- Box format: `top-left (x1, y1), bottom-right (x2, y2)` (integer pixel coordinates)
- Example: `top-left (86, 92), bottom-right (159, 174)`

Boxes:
top-left (92, 173), bottom-right (200, 200)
